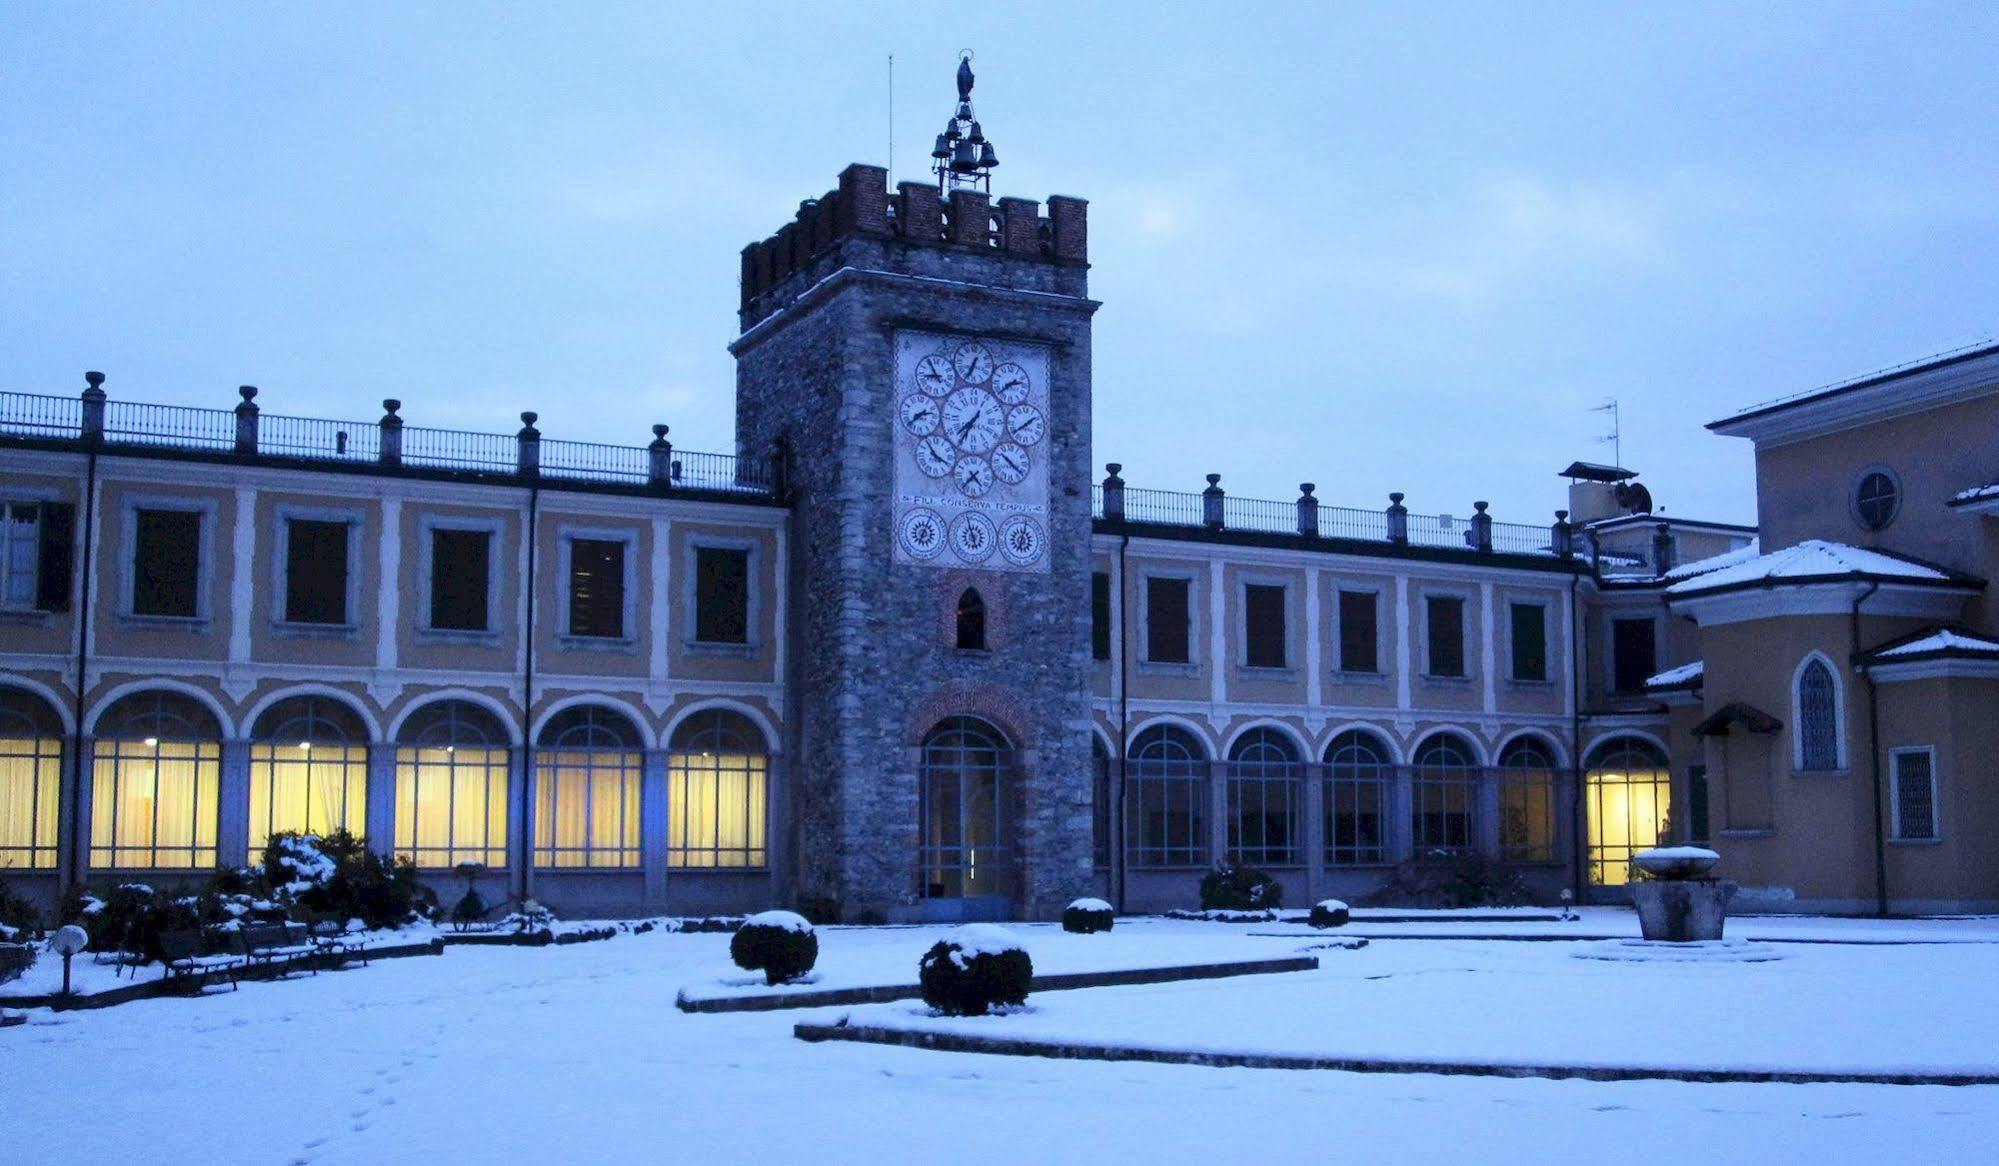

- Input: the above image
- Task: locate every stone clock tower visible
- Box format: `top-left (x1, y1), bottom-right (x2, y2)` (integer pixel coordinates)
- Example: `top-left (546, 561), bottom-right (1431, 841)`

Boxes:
top-left (731, 71), bottom-right (1096, 922)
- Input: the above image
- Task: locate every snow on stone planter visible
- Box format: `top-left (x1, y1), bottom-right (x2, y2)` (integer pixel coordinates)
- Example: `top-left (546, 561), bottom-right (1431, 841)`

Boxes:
top-left (1308, 899), bottom-right (1350, 928)
top-left (1062, 898), bottom-right (1114, 934)
top-left (918, 924), bottom-right (1033, 1016)
top-left (729, 910), bottom-right (819, 985)
top-left (1629, 847), bottom-right (1733, 942)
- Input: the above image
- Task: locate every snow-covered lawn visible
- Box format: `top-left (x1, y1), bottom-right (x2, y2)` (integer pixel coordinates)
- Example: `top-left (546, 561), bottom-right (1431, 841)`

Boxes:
top-left (4, 918), bottom-right (1997, 1164)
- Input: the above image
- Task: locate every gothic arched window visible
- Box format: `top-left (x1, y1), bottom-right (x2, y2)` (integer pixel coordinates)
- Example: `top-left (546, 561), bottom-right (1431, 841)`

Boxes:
top-left (956, 588), bottom-right (986, 651)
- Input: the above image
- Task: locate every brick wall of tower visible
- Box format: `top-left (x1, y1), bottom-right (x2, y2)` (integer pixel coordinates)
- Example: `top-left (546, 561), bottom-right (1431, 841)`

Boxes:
top-left (732, 164), bottom-right (1097, 921)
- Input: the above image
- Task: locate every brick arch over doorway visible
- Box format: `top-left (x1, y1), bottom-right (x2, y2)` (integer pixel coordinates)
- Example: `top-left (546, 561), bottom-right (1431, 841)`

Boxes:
top-left (901, 682), bottom-right (1037, 751)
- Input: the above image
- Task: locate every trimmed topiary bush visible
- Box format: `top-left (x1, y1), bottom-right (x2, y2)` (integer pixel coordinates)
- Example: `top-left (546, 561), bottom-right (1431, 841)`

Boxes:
top-left (729, 910), bottom-right (818, 985)
top-left (918, 924), bottom-right (1033, 1016)
top-left (1309, 899), bottom-right (1351, 928)
top-left (1062, 897), bottom-right (1114, 934)
top-left (1199, 860), bottom-right (1284, 911)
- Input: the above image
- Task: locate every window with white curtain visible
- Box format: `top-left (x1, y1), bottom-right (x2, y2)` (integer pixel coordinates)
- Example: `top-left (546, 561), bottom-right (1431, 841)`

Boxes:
top-left (394, 700), bottom-right (510, 868)
top-left (89, 691), bottom-right (222, 869)
top-left (667, 710), bottom-right (767, 868)
top-left (248, 695), bottom-right (369, 859)
top-left (0, 686), bottom-right (62, 870)
top-left (534, 706), bottom-right (642, 869)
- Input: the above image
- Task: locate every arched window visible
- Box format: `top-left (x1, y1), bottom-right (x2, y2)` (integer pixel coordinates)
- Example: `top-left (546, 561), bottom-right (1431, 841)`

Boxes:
top-left (1324, 730), bottom-right (1390, 865)
top-left (955, 588), bottom-right (986, 651)
top-left (919, 717), bottom-right (1011, 900)
top-left (0, 686), bottom-right (63, 870)
top-left (394, 700), bottom-right (510, 869)
top-left (90, 690), bottom-right (223, 870)
top-left (1226, 727), bottom-right (1300, 866)
top-left (667, 710), bottom-right (768, 868)
top-left (1411, 732), bottom-right (1479, 856)
top-left (1126, 724), bottom-right (1208, 867)
top-left (249, 695), bottom-right (370, 858)
top-left (1584, 736), bottom-right (1671, 886)
top-left (534, 705), bottom-right (643, 869)
top-left (1796, 657), bottom-right (1842, 771)
top-left (1497, 735), bottom-right (1558, 864)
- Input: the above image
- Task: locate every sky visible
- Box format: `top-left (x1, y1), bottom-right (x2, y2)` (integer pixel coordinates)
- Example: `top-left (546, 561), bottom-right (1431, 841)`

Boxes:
top-left (4, 3), bottom-right (1997, 527)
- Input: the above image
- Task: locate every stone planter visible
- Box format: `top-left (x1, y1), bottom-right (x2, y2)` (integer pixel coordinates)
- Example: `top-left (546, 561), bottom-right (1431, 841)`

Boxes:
top-left (1628, 848), bottom-right (1733, 942)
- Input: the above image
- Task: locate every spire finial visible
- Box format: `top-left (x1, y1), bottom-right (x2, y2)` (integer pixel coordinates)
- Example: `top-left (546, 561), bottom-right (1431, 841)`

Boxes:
top-left (933, 52), bottom-right (998, 193)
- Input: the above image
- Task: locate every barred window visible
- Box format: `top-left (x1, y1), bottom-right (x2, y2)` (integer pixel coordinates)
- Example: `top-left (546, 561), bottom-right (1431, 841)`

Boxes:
top-left (1227, 727), bottom-right (1300, 865)
top-left (1412, 733), bottom-right (1479, 855)
top-left (249, 695), bottom-right (369, 858)
top-left (1891, 748), bottom-right (1938, 841)
top-left (0, 686), bottom-right (62, 870)
top-left (668, 710), bottom-right (767, 868)
top-left (1797, 657), bottom-right (1841, 771)
top-left (89, 690), bottom-right (222, 869)
top-left (1324, 730), bottom-right (1390, 865)
top-left (1127, 724), bottom-right (1207, 867)
top-left (394, 700), bottom-right (509, 869)
top-left (1497, 735), bottom-right (1557, 863)
top-left (534, 706), bottom-right (643, 868)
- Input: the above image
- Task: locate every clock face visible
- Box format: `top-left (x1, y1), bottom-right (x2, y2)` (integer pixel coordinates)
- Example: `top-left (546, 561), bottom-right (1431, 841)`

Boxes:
top-left (990, 442), bottom-right (1030, 485)
top-left (898, 508), bottom-right (945, 560)
top-left (949, 511), bottom-right (998, 562)
top-left (952, 342), bottom-right (995, 385)
top-left (914, 435), bottom-right (956, 477)
top-left (942, 387), bottom-right (1005, 455)
top-left (898, 393), bottom-right (940, 437)
top-left (952, 455), bottom-right (994, 498)
top-left (1005, 403), bottom-right (1045, 448)
top-left (991, 362), bottom-right (1031, 405)
top-left (915, 354), bottom-right (954, 396)
top-left (998, 516), bottom-right (1046, 568)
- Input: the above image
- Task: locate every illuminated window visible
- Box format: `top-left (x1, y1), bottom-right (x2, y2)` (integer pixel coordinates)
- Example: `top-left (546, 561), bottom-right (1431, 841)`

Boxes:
top-left (1324, 730), bottom-right (1390, 865)
top-left (249, 695), bottom-right (369, 858)
top-left (0, 686), bottom-right (62, 870)
top-left (394, 700), bottom-right (510, 868)
top-left (1497, 736), bottom-right (1558, 863)
top-left (1411, 733), bottom-right (1478, 855)
top-left (534, 706), bottom-right (642, 868)
top-left (667, 710), bottom-right (767, 868)
top-left (89, 690), bottom-right (221, 869)
top-left (1226, 727), bottom-right (1299, 865)
top-left (1585, 736), bottom-right (1671, 885)
top-left (1127, 724), bottom-right (1207, 867)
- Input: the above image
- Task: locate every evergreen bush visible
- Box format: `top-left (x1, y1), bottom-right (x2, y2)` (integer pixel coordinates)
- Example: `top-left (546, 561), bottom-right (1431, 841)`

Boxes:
top-left (1308, 899), bottom-right (1351, 928)
top-left (918, 925), bottom-right (1033, 1016)
top-left (1061, 898), bottom-right (1114, 934)
top-left (729, 910), bottom-right (818, 985)
top-left (1199, 861), bottom-right (1284, 910)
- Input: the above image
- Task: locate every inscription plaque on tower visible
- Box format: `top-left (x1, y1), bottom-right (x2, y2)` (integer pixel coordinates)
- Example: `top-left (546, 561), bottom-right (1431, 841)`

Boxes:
top-left (891, 328), bottom-right (1052, 573)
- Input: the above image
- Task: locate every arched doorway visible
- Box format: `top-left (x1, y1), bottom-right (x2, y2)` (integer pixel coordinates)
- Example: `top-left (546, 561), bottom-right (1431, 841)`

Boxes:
top-left (1585, 736), bottom-right (1672, 886)
top-left (918, 716), bottom-right (1012, 920)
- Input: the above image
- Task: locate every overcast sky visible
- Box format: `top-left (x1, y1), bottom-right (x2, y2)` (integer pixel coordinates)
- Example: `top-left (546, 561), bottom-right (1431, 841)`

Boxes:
top-left (6, 4), bottom-right (1997, 526)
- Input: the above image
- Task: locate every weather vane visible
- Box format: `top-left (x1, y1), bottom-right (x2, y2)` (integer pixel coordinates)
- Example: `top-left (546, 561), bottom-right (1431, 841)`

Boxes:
top-left (931, 51), bottom-right (999, 193)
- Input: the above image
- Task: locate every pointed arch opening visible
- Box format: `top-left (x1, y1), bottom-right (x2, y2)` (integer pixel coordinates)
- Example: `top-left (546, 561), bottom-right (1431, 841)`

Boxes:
top-left (955, 588), bottom-right (987, 651)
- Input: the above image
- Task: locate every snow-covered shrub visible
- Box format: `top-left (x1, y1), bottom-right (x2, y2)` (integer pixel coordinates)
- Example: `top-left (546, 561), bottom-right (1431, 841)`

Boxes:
top-left (1308, 899), bottom-right (1350, 928)
top-left (59, 883), bottom-right (205, 962)
top-left (918, 924), bottom-right (1034, 1016)
top-left (262, 830), bottom-right (433, 929)
top-left (729, 910), bottom-right (818, 985)
top-left (508, 898), bottom-right (555, 933)
top-left (0, 878), bottom-right (40, 938)
top-left (1199, 861), bottom-right (1284, 911)
top-left (1367, 853), bottom-right (1532, 908)
top-left (1062, 898), bottom-right (1114, 934)
top-left (1165, 907), bottom-right (1275, 923)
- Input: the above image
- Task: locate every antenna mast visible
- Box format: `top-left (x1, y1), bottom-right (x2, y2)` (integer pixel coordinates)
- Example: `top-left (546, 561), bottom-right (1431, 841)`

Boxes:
top-left (1592, 398), bottom-right (1622, 467)
top-left (887, 53), bottom-right (894, 186)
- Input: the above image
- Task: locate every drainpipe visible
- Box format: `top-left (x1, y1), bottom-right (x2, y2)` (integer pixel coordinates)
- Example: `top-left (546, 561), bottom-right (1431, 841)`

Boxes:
top-left (65, 375), bottom-right (105, 892)
top-left (517, 470), bottom-right (542, 907)
top-left (1115, 531), bottom-right (1131, 915)
top-left (1852, 580), bottom-right (1886, 916)
top-left (1568, 567), bottom-right (1585, 903)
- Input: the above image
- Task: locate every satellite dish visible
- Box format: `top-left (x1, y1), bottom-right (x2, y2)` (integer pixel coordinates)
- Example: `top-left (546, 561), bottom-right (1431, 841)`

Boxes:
top-left (50, 925), bottom-right (88, 957)
top-left (1614, 482), bottom-right (1654, 514)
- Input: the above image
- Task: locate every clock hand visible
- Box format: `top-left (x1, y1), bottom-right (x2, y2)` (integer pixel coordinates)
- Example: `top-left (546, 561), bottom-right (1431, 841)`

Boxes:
top-left (957, 414), bottom-right (979, 442)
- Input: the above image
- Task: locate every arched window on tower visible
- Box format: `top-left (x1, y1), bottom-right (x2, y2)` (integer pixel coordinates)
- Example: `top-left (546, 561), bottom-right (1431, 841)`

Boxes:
top-left (956, 588), bottom-right (987, 651)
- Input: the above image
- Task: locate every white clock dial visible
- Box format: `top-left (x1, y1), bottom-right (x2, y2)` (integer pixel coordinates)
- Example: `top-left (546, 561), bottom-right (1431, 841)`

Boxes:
top-left (953, 454), bottom-right (994, 498)
top-left (991, 362), bottom-right (1031, 405)
top-left (990, 442), bottom-right (1030, 485)
top-left (952, 342), bottom-right (995, 384)
top-left (898, 508), bottom-right (945, 559)
top-left (998, 515), bottom-right (1046, 567)
top-left (914, 435), bottom-right (956, 477)
top-left (942, 387), bottom-right (1005, 454)
top-left (898, 393), bottom-right (941, 436)
top-left (1005, 403), bottom-right (1045, 447)
top-left (914, 354), bottom-right (954, 397)
top-left (950, 512), bottom-right (997, 562)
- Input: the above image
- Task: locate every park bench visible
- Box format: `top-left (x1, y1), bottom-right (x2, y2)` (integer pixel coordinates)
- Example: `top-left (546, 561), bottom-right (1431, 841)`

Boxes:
top-left (307, 917), bottom-right (369, 968)
top-left (157, 929), bottom-right (243, 994)
top-left (231, 922), bottom-right (321, 976)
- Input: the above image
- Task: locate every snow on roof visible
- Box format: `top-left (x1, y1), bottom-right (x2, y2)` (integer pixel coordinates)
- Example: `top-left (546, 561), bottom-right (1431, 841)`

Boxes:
top-left (1663, 540), bottom-right (1762, 581)
top-left (1872, 627), bottom-right (1999, 659)
top-left (1644, 661), bottom-right (1704, 689)
top-left (1665, 539), bottom-right (1964, 596)
top-left (1953, 483), bottom-right (1999, 504)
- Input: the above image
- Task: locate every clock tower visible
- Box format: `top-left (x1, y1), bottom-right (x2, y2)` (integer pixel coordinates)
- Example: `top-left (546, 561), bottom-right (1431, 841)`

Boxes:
top-left (731, 63), bottom-right (1096, 921)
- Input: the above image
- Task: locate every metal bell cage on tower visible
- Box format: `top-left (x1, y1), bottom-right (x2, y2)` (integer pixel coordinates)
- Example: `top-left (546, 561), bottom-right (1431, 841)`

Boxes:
top-left (932, 54), bottom-right (1000, 193)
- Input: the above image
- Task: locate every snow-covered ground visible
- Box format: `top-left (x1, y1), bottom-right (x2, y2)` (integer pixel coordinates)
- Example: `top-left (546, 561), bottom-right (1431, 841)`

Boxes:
top-left (5, 918), bottom-right (1998, 1164)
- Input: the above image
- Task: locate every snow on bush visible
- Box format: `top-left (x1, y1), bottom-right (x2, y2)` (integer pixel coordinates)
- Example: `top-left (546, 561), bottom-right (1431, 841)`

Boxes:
top-left (1308, 899), bottom-right (1351, 928)
top-left (1062, 898), bottom-right (1114, 934)
top-left (918, 924), bottom-right (1033, 1016)
top-left (1199, 861), bottom-right (1284, 910)
top-left (729, 910), bottom-right (819, 985)
top-left (269, 834), bottom-right (337, 895)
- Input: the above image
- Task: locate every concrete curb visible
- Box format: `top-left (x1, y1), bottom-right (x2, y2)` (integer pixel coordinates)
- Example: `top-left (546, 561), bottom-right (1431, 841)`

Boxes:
top-left (677, 954), bottom-right (1324, 1014)
top-left (792, 1022), bottom-right (1999, 1087)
